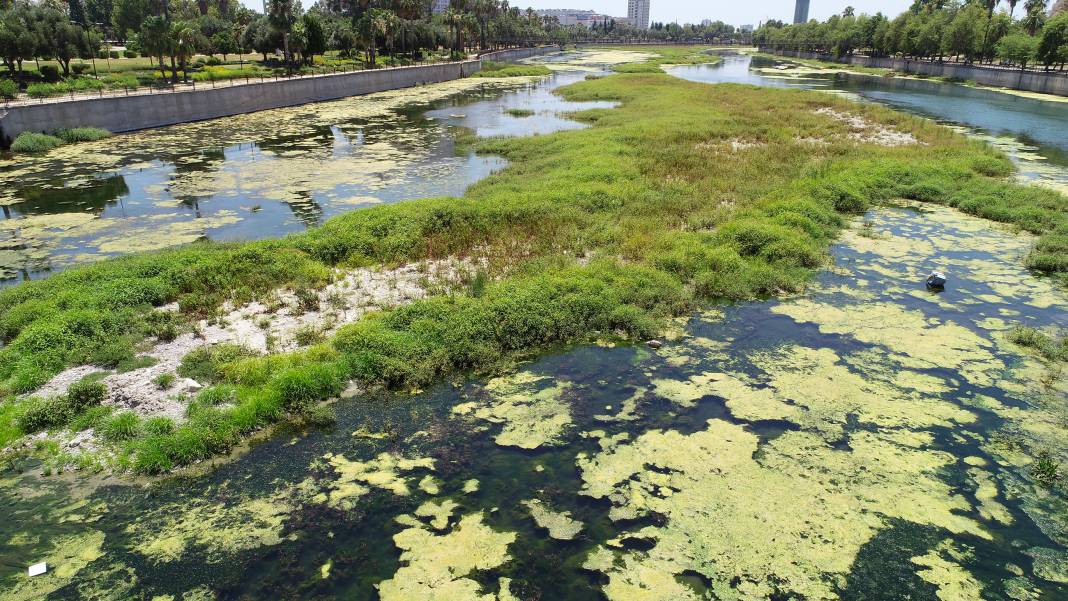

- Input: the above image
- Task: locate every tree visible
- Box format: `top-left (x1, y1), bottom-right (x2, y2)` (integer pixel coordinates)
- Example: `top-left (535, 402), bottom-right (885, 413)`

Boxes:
top-left (1037, 12), bottom-right (1068, 67)
top-left (112, 0), bottom-right (149, 42)
top-left (140, 14), bottom-right (170, 78)
top-left (996, 32), bottom-right (1038, 67)
top-left (942, 4), bottom-right (984, 62)
top-left (1023, 0), bottom-right (1047, 35)
top-left (267, 0), bottom-right (301, 68)
top-left (170, 19), bottom-right (198, 80)
top-left (212, 29), bottom-right (237, 60)
top-left (472, 0), bottom-right (495, 50)
top-left (355, 7), bottom-right (386, 65)
top-left (301, 12), bottom-right (325, 62)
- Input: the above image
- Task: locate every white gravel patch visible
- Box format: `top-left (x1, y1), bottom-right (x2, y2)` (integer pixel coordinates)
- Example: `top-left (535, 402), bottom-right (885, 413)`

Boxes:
top-left (815, 107), bottom-right (921, 147)
top-left (27, 256), bottom-right (483, 428)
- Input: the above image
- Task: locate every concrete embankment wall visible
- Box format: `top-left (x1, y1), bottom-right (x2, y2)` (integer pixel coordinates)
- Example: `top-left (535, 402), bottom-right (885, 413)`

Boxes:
top-left (763, 48), bottom-right (1068, 97)
top-left (0, 46), bottom-right (559, 146)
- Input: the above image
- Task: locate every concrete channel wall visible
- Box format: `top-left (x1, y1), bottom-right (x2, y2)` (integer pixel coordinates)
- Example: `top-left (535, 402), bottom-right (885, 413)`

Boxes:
top-left (762, 48), bottom-right (1068, 97)
top-left (0, 46), bottom-right (560, 146)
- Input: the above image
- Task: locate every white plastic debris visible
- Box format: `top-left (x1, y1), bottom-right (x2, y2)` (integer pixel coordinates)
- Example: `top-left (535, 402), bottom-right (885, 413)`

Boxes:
top-left (926, 271), bottom-right (947, 288)
top-left (647, 339), bottom-right (663, 349)
top-left (28, 562), bottom-right (47, 577)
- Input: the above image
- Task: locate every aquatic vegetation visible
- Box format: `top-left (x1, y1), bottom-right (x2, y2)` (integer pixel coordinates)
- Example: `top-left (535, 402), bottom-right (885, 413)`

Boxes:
top-left (472, 61), bottom-right (552, 78)
top-left (0, 530), bottom-right (104, 601)
top-left (9, 132), bottom-right (65, 154)
top-left (522, 499), bottom-right (582, 540)
top-left (318, 451), bottom-right (434, 509)
top-left (503, 108), bottom-right (534, 117)
top-left (55, 128), bottom-right (112, 144)
top-left (127, 487), bottom-right (294, 563)
top-left (377, 512), bottom-right (516, 600)
top-left (911, 540), bottom-right (985, 600)
top-left (577, 419), bottom-right (987, 600)
top-left (453, 371), bottom-right (572, 449)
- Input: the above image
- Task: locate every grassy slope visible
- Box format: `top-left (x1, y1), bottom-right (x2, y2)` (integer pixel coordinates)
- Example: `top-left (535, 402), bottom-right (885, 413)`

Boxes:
top-left (1, 63), bottom-right (1065, 473)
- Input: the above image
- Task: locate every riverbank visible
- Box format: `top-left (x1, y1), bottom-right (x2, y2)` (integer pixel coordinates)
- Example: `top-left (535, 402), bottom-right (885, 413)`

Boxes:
top-left (1, 51), bottom-right (1065, 475)
top-left (0, 47), bottom-right (560, 147)
top-left (760, 47), bottom-right (1068, 98)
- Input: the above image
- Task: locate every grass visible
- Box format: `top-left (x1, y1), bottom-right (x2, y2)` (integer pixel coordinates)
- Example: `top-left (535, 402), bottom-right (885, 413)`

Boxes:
top-left (752, 52), bottom-right (896, 77)
top-left (9, 132), bottom-right (65, 153)
top-left (1, 56), bottom-right (1065, 474)
top-left (504, 108), bottom-right (535, 117)
top-left (56, 127), bottom-right (112, 143)
top-left (471, 61), bottom-right (552, 78)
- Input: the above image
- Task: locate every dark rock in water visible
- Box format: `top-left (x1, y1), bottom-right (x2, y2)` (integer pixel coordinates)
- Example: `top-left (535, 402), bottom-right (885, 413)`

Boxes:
top-left (926, 271), bottom-right (947, 289)
top-left (647, 340), bottom-right (663, 349)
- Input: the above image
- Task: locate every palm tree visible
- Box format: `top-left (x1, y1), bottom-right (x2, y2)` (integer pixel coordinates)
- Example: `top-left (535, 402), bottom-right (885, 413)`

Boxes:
top-left (1007, 0), bottom-right (1020, 18)
top-left (170, 20), bottom-right (197, 82)
top-left (141, 14), bottom-right (171, 79)
top-left (473, 0), bottom-right (497, 50)
top-left (1023, 0), bottom-right (1047, 34)
top-left (356, 8), bottom-right (386, 66)
top-left (444, 7), bottom-right (464, 55)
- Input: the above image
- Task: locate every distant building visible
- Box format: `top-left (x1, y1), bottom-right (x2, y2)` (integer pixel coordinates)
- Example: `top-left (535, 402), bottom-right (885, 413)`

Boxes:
top-left (740, 24), bottom-right (754, 32)
top-left (627, 0), bottom-right (650, 30)
top-left (535, 8), bottom-right (632, 28)
top-left (793, 0), bottom-right (809, 23)
top-left (431, 0), bottom-right (449, 14)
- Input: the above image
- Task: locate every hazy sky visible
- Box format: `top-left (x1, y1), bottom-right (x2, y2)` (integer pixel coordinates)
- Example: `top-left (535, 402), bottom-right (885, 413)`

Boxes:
top-left (520, 0), bottom-right (915, 26)
top-left (235, 0), bottom-right (1037, 27)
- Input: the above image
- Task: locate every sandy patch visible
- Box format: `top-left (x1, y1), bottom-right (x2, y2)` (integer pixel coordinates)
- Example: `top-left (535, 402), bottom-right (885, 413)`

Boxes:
top-left (815, 107), bottom-right (920, 147)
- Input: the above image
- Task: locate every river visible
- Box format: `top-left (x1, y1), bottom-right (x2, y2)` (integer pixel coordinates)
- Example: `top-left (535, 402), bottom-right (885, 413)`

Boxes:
top-left (1, 49), bottom-right (1067, 600)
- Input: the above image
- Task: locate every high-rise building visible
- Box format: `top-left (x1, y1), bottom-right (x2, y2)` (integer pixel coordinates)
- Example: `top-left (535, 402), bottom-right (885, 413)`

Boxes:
top-left (628, 0), bottom-right (650, 30)
top-left (431, 0), bottom-right (449, 14)
top-left (1052, 0), bottom-right (1067, 15)
top-left (793, 0), bottom-right (810, 23)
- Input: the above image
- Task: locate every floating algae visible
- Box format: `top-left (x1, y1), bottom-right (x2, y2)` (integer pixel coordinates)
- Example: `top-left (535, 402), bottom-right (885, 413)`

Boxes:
top-left (911, 540), bottom-right (985, 600)
top-left (0, 530), bottom-right (104, 601)
top-left (522, 499), bottom-right (583, 540)
top-left (413, 499), bottom-right (459, 530)
top-left (318, 451), bottom-right (435, 509)
top-left (577, 419), bottom-right (987, 600)
top-left (452, 371), bottom-right (572, 449)
top-left (127, 487), bottom-right (295, 564)
top-left (376, 512), bottom-right (517, 600)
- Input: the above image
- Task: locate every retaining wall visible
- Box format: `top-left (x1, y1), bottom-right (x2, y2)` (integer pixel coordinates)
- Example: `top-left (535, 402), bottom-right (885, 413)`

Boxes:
top-left (762, 48), bottom-right (1068, 97)
top-left (481, 45), bottom-right (561, 62)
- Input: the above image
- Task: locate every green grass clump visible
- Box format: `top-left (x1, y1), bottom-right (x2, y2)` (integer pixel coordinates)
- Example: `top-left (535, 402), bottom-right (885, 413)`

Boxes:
top-left (13, 380), bottom-right (107, 434)
top-left (612, 63), bottom-right (663, 73)
top-left (504, 108), bottom-right (535, 117)
top-left (472, 61), bottom-right (552, 78)
top-left (1, 52), bottom-right (1065, 474)
top-left (0, 79), bottom-right (17, 100)
top-left (1007, 326), bottom-right (1068, 362)
top-left (56, 127), bottom-right (112, 143)
top-left (100, 411), bottom-right (141, 442)
top-left (10, 132), bottom-right (65, 153)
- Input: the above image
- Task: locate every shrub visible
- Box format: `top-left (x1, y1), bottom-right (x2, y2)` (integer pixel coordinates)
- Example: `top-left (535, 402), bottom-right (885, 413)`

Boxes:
top-left (1032, 450), bottom-right (1062, 487)
top-left (10, 132), bottom-right (65, 154)
top-left (100, 411), bottom-right (140, 442)
top-left (109, 51), bottom-right (120, 59)
top-left (178, 344), bottom-right (256, 383)
top-left (123, 50), bottom-right (138, 58)
top-left (26, 83), bottom-right (69, 98)
top-left (56, 127), bottom-right (112, 143)
top-left (0, 79), bottom-right (17, 100)
top-left (153, 372), bottom-right (176, 389)
top-left (67, 380), bottom-right (107, 411)
top-left (205, 56), bottom-right (222, 66)
top-left (72, 64), bottom-right (92, 75)
top-left (143, 416), bottom-right (175, 436)
top-left (271, 363), bottom-right (344, 412)
top-left (15, 396), bottom-right (70, 433)
top-left (39, 65), bottom-right (60, 81)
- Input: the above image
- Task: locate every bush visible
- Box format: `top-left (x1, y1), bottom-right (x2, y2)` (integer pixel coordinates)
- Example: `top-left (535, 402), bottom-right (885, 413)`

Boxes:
top-left (72, 64), bottom-right (92, 75)
top-left (153, 372), bottom-right (176, 389)
top-left (123, 50), bottom-right (138, 58)
top-left (10, 132), bottom-right (65, 154)
top-left (205, 56), bottom-right (222, 66)
top-left (0, 79), bottom-right (18, 100)
top-left (67, 380), bottom-right (107, 411)
top-left (109, 51), bottom-right (120, 59)
top-left (39, 65), bottom-right (60, 82)
top-left (143, 416), bottom-right (175, 436)
top-left (271, 363), bottom-right (344, 411)
top-left (56, 127), bottom-right (112, 143)
top-left (26, 83), bottom-right (69, 99)
top-left (15, 396), bottom-right (69, 433)
top-left (100, 411), bottom-right (140, 442)
top-left (178, 344), bottom-right (256, 383)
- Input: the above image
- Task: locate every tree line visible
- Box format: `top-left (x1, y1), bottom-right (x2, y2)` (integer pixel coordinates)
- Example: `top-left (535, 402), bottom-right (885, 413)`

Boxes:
top-left (755, 0), bottom-right (1068, 70)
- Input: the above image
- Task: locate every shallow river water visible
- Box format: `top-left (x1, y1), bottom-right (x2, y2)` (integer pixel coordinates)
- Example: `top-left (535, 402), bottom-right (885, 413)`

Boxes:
top-left (1, 50), bottom-right (1067, 600)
